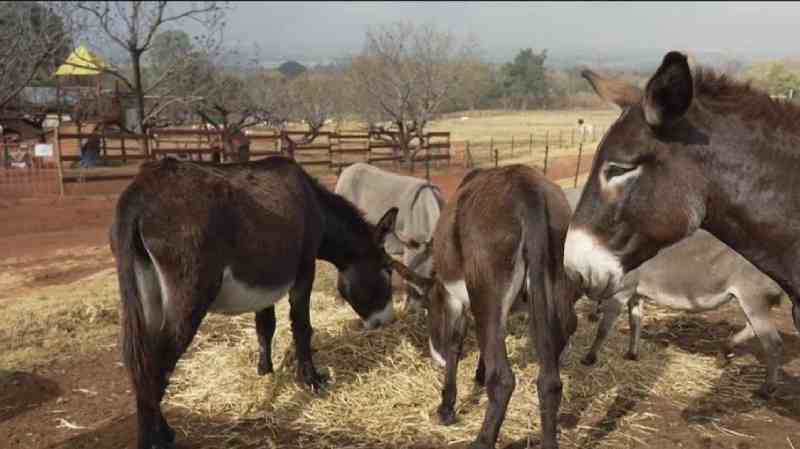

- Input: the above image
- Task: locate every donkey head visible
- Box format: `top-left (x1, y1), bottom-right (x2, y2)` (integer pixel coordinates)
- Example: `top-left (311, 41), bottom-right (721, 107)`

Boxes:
top-left (564, 51), bottom-right (710, 299)
top-left (337, 207), bottom-right (399, 329)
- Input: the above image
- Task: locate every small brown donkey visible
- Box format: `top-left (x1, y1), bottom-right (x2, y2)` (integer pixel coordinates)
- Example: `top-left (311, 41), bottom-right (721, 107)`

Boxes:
top-left (111, 157), bottom-right (397, 449)
top-left (426, 165), bottom-right (579, 449)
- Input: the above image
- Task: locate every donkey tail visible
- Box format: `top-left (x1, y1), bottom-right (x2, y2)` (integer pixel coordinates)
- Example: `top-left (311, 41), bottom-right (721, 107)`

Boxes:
top-left (111, 202), bottom-right (157, 400)
top-left (522, 193), bottom-right (578, 350)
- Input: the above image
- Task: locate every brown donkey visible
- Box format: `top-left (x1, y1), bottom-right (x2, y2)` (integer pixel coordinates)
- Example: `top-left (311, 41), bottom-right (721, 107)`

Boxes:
top-left (110, 157), bottom-right (397, 449)
top-left (426, 165), bottom-right (579, 449)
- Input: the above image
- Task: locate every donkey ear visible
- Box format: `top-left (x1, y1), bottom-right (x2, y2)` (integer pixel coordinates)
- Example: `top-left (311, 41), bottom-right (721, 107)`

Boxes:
top-left (643, 51), bottom-right (693, 128)
top-left (581, 69), bottom-right (643, 110)
top-left (375, 207), bottom-right (399, 244)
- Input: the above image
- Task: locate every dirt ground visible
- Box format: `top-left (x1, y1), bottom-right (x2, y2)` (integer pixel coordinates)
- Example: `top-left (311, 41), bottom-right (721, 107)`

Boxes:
top-left (2, 159), bottom-right (798, 449)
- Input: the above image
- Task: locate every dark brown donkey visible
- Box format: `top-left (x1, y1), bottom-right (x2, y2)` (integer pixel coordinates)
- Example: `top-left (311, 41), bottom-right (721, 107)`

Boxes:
top-left (564, 51), bottom-right (800, 397)
top-left (425, 165), bottom-right (579, 449)
top-left (110, 157), bottom-right (397, 449)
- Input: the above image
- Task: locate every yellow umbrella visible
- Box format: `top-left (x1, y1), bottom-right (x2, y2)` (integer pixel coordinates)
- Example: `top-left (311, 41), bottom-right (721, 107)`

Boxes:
top-left (54, 46), bottom-right (109, 76)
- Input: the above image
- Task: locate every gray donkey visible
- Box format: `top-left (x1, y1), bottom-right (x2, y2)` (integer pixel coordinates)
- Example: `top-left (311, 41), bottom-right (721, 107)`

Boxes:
top-left (564, 187), bottom-right (796, 398)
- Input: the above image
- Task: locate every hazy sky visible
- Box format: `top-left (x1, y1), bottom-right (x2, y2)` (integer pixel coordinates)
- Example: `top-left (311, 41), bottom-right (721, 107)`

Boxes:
top-left (224, 2), bottom-right (800, 65)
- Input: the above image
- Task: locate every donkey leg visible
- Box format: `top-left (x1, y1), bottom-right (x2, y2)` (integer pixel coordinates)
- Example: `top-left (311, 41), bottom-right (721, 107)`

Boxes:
top-left (587, 300), bottom-right (602, 322)
top-left (738, 295), bottom-right (784, 398)
top-left (256, 306), bottom-right (276, 375)
top-left (134, 287), bottom-right (214, 449)
top-left (469, 305), bottom-right (515, 449)
top-left (624, 297), bottom-right (643, 361)
top-left (721, 324), bottom-right (755, 363)
top-left (289, 262), bottom-right (327, 390)
top-left (437, 312), bottom-right (467, 425)
top-left (582, 297), bottom-right (623, 366)
top-left (793, 303), bottom-right (800, 335)
top-left (474, 353), bottom-right (486, 387)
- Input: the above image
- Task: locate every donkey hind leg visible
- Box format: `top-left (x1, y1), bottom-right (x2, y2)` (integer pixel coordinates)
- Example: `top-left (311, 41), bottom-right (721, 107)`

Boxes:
top-left (624, 296), bottom-right (643, 361)
top-left (582, 296), bottom-right (624, 366)
top-left (737, 294), bottom-right (784, 398)
top-left (437, 311), bottom-right (467, 425)
top-left (474, 352), bottom-right (486, 387)
top-left (288, 261), bottom-right (327, 390)
top-left (468, 278), bottom-right (521, 449)
top-left (133, 266), bottom-right (216, 449)
top-left (256, 306), bottom-right (277, 375)
top-left (793, 303), bottom-right (800, 335)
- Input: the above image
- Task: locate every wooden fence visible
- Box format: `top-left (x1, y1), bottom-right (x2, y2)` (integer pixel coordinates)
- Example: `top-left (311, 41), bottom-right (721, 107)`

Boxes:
top-left (24, 128), bottom-right (453, 196)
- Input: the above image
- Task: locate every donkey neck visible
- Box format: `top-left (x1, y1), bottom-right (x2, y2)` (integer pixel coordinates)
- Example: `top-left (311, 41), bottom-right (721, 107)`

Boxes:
top-left (311, 186), bottom-right (376, 270)
top-left (699, 110), bottom-right (800, 299)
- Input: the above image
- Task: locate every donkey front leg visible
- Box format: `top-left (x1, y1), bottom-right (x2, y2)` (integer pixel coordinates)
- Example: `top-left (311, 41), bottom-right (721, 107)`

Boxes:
top-left (582, 297), bottom-right (623, 366)
top-left (255, 306), bottom-right (276, 375)
top-left (437, 312), bottom-right (467, 425)
top-left (289, 262), bottom-right (328, 390)
top-left (738, 295), bottom-right (784, 399)
top-left (624, 296), bottom-right (643, 361)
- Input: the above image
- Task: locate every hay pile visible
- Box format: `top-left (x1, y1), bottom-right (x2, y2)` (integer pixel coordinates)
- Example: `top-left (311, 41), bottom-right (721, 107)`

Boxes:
top-left (163, 261), bottom-right (779, 449)
top-left (0, 266), bottom-right (120, 372)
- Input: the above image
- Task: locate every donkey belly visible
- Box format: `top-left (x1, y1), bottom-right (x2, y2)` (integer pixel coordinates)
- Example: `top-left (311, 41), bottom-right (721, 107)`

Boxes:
top-left (637, 282), bottom-right (733, 312)
top-left (209, 267), bottom-right (293, 315)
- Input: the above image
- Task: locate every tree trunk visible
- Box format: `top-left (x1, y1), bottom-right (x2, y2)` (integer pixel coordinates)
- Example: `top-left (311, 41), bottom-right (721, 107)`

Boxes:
top-left (130, 49), bottom-right (149, 155)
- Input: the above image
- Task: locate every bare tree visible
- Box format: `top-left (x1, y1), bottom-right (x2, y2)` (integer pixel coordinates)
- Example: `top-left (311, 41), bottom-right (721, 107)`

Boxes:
top-left (190, 61), bottom-right (293, 162)
top-left (350, 21), bottom-right (474, 162)
top-left (279, 71), bottom-right (342, 155)
top-left (0, 2), bottom-right (73, 112)
top-left (68, 1), bottom-right (226, 136)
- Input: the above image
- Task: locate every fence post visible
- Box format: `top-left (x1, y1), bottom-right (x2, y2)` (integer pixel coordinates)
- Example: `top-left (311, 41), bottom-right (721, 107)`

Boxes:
top-left (559, 130), bottom-right (562, 148)
top-left (494, 148), bottom-right (499, 167)
top-left (529, 133), bottom-right (533, 155)
top-left (54, 126), bottom-right (65, 197)
top-left (511, 135), bottom-right (515, 157)
top-left (121, 135), bottom-right (127, 163)
top-left (465, 140), bottom-right (472, 168)
top-left (489, 136), bottom-right (494, 165)
top-left (543, 142), bottom-right (549, 176)
top-left (545, 130), bottom-right (549, 149)
top-left (425, 145), bottom-right (431, 183)
top-left (571, 128), bottom-right (575, 146)
top-left (574, 142), bottom-right (584, 188)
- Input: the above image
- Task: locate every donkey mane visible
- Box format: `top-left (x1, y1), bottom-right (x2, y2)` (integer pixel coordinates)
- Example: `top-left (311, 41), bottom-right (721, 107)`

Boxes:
top-left (694, 67), bottom-right (800, 130)
top-left (304, 171), bottom-right (377, 248)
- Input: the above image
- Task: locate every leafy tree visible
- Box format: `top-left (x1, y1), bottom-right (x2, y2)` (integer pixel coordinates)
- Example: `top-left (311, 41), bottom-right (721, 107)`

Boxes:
top-left (498, 48), bottom-right (548, 109)
top-left (277, 60), bottom-right (306, 79)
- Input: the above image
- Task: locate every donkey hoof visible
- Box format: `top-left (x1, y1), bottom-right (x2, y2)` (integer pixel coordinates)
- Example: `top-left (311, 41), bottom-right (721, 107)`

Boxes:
top-left (257, 361), bottom-right (274, 376)
top-left (305, 372), bottom-right (330, 392)
top-left (436, 405), bottom-right (457, 426)
top-left (755, 383), bottom-right (777, 400)
top-left (623, 351), bottom-right (640, 361)
top-left (161, 425), bottom-right (176, 444)
top-left (581, 353), bottom-right (597, 366)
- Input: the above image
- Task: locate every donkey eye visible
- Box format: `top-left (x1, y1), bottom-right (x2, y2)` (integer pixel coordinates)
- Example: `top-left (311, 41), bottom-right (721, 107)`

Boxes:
top-left (605, 163), bottom-right (637, 181)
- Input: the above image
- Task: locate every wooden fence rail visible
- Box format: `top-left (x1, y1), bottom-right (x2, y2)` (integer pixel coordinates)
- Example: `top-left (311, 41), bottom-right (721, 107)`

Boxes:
top-left (47, 128), bottom-right (453, 195)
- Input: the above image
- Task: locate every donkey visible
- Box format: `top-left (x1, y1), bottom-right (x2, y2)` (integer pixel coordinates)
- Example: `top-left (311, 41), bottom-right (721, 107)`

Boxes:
top-left (563, 51), bottom-right (800, 399)
top-left (426, 165), bottom-right (578, 449)
top-left (111, 157), bottom-right (397, 449)
top-left (335, 162), bottom-right (444, 311)
top-left (564, 187), bottom-right (791, 396)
